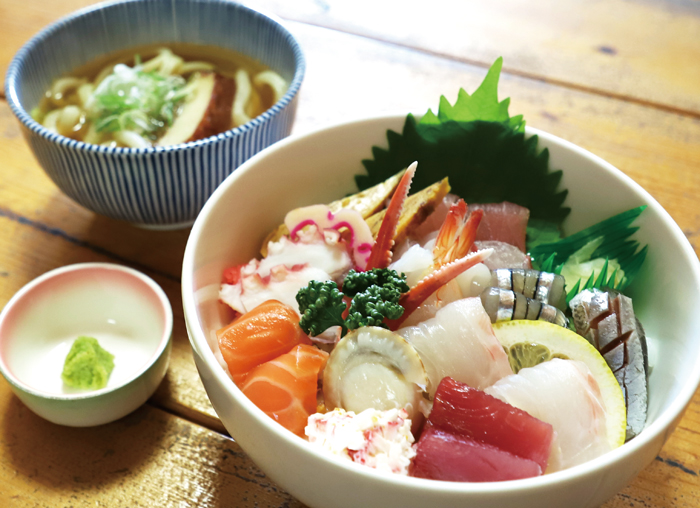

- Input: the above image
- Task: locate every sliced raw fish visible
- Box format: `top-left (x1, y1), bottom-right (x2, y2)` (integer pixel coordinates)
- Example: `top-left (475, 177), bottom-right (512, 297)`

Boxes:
top-left (429, 377), bottom-right (553, 471)
top-left (569, 289), bottom-right (648, 440)
top-left (217, 300), bottom-right (311, 384)
top-left (474, 240), bottom-right (532, 270)
top-left (410, 426), bottom-right (543, 482)
top-left (240, 344), bottom-right (328, 436)
top-left (489, 268), bottom-right (566, 310)
top-left (485, 359), bottom-right (611, 472)
top-left (397, 298), bottom-right (513, 395)
top-left (468, 202), bottom-right (530, 252)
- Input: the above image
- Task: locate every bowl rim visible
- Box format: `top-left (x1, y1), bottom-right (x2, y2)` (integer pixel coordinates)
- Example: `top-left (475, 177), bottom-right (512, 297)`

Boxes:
top-left (0, 262), bottom-right (174, 401)
top-left (182, 113), bottom-right (700, 493)
top-left (3, 0), bottom-right (306, 155)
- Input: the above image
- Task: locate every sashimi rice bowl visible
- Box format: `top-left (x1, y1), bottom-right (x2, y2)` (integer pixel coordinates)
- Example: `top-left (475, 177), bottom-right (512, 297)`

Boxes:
top-left (182, 60), bottom-right (700, 508)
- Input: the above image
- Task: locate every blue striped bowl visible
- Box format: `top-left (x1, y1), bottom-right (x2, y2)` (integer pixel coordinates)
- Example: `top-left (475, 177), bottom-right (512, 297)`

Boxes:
top-left (5, 0), bottom-right (305, 229)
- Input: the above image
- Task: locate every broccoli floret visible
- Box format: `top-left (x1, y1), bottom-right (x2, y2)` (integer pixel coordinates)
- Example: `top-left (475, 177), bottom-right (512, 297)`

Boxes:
top-left (296, 280), bottom-right (347, 337)
top-left (345, 285), bottom-right (405, 330)
top-left (342, 268), bottom-right (410, 297)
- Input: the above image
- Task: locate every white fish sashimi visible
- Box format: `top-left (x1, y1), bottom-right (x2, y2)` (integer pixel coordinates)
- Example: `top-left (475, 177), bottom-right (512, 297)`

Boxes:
top-left (397, 298), bottom-right (513, 396)
top-left (484, 359), bottom-right (611, 473)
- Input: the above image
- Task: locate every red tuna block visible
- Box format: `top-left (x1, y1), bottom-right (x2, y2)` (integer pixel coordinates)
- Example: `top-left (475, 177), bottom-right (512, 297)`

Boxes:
top-left (468, 202), bottom-right (529, 252)
top-left (429, 377), bottom-right (553, 472)
top-left (410, 427), bottom-right (542, 482)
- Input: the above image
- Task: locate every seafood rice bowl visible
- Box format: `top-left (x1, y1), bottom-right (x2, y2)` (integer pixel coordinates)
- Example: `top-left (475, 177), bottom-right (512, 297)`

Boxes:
top-left (182, 63), bottom-right (700, 508)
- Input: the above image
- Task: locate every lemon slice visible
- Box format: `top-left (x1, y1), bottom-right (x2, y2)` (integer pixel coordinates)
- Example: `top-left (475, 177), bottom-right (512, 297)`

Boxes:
top-left (493, 320), bottom-right (626, 449)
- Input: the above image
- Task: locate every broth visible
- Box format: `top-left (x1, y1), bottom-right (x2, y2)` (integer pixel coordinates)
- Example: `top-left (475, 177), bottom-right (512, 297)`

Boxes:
top-left (32, 43), bottom-right (287, 147)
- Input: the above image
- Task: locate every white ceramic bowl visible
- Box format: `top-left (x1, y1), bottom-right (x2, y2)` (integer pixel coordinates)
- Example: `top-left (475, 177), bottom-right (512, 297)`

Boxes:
top-left (0, 263), bottom-right (173, 426)
top-left (182, 115), bottom-right (700, 508)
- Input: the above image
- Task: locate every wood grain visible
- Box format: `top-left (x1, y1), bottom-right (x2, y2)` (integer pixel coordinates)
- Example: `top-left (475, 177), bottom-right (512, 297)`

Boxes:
top-left (1, 1), bottom-right (700, 506)
top-left (0, 384), bottom-right (304, 507)
top-left (4, 0), bottom-right (700, 117)
top-left (248, 0), bottom-right (700, 116)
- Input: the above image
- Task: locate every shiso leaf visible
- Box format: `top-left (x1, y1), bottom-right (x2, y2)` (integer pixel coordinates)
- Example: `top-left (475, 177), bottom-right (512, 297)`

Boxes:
top-left (357, 58), bottom-right (569, 223)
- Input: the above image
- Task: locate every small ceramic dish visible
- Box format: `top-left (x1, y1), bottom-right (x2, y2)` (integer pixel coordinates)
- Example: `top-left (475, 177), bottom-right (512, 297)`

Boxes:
top-left (0, 263), bottom-right (173, 426)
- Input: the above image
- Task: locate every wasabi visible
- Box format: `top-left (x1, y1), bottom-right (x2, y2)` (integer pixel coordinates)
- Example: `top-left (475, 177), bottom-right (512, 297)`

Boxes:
top-left (61, 336), bottom-right (115, 390)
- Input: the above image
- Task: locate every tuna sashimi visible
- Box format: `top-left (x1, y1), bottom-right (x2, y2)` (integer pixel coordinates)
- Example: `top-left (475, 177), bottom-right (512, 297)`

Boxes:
top-left (468, 202), bottom-right (529, 252)
top-left (217, 300), bottom-right (311, 384)
top-left (240, 344), bottom-right (328, 436)
top-left (429, 377), bottom-right (553, 472)
top-left (410, 427), bottom-right (542, 482)
top-left (397, 298), bottom-right (513, 396)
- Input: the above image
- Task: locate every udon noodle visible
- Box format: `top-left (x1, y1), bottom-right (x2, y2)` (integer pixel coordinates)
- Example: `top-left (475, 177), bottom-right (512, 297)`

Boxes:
top-left (31, 45), bottom-right (287, 148)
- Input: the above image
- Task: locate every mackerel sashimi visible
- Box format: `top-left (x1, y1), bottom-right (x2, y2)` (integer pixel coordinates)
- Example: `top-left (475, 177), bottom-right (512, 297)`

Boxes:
top-left (397, 298), bottom-right (513, 395)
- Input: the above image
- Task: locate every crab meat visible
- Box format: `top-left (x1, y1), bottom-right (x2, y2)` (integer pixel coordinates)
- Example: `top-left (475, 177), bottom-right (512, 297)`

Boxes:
top-left (323, 326), bottom-right (429, 422)
top-left (365, 162), bottom-right (417, 270)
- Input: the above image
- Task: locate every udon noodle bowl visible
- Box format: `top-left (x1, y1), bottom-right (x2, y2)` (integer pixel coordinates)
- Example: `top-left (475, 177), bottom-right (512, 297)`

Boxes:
top-left (30, 44), bottom-right (287, 148)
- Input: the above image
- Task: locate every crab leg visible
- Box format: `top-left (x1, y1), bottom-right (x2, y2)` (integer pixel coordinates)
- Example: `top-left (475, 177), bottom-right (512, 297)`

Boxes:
top-left (432, 200), bottom-right (484, 267)
top-left (385, 248), bottom-right (494, 330)
top-left (364, 161), bottom-right (417, 271)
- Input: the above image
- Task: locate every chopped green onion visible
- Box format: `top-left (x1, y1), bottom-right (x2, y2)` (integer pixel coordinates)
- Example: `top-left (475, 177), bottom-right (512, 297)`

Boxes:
top-left (87, 63), bottom-right (188, 140)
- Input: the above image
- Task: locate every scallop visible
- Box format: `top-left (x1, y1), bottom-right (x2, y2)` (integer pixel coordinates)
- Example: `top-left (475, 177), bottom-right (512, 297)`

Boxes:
top-left (323, 327), bottom-right (429, 421)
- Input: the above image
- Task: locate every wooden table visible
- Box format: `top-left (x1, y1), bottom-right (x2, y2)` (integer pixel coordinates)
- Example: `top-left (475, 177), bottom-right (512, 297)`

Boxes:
top-left (1, 0), bottom-right (699, 505)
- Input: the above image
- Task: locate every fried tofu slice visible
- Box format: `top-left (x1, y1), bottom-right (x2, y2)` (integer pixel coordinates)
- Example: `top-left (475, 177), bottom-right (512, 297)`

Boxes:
top-left (260, 170), bottom-right (406, 256)
top-left (365, 178), bottom-right (451, 245)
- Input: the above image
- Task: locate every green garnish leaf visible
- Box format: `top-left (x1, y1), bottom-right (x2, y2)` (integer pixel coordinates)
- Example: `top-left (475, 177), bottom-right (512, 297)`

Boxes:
top-left (531, 206), bottom-right (648, 296)
top-left (527, 219), bottom-right (563, 253)
top-left (357, 58), bottom-right (570, 223)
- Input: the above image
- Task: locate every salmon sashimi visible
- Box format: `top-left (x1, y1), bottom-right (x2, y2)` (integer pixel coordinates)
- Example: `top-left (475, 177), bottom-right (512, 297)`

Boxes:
top-left (468, 202), bottom-right (530, 252)
top-left (217, 299), bottom-right (311, 384)
top-left (241, 344), bottom-right (329, 436)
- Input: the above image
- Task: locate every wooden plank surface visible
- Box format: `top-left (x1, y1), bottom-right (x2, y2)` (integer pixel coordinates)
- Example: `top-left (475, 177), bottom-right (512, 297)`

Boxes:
top-left (3, 0), bottom-right (700, 116)
top-left (1, 0), bottom-right (700, 506)
top-left (0, 383), bottom-right (303, 507)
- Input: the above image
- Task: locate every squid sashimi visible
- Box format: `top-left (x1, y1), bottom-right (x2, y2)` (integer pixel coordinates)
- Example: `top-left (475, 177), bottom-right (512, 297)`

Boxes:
top-left (485, 359), bottom-right (612, 472)
top-left (397, 298), bottom-right (513, 396)
top-left (217, 300), bottom-right (311, 384)
top-left (241, 344), bottom-right (329, 436)
top-left (469, 202), bottom-right (529, 252)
